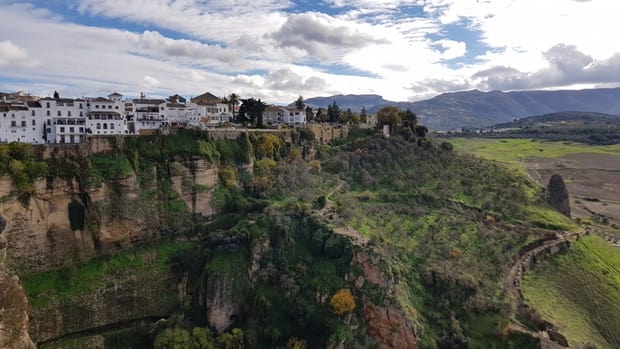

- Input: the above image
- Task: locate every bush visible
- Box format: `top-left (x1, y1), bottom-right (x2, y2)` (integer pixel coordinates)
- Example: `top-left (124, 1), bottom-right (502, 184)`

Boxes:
top-left (330, 289), bottom-right (356, 315)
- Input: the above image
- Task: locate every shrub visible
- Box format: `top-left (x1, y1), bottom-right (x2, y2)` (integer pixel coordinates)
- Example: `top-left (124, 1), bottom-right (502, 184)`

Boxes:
top-left (330, 289), bottom-right (356, 315)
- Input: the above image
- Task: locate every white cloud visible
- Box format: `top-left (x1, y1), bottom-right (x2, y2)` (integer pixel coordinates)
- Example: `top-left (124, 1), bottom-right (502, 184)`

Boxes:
top-left (0, 40), bottom-right (37, 67)
top-left (1, 0), bottom-right (620, 103)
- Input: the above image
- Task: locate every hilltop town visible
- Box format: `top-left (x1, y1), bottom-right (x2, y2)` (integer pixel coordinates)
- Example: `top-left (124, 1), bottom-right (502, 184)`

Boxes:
top-left (0, 91), bottom-right (318, 144)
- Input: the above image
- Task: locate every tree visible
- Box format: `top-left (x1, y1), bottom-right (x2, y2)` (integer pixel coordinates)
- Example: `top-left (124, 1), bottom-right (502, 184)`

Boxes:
top-left (403, 109), bottom-right (418, 129)
top-left (327, 101), bottom-right (341, 123)
top-left (315, 108), bottom-right (327, 122)
top-left (360, 107), bottom-right (368, 123)
top-left (295, 95), bottom-right (305, 110)
top-left (330, 288), bottom-right (356, 315)
top-left (154, 327), bottom-right (216, 349)
top-left (305, 106), bottom-right (314, 122)
top-left (238, 98), bottom-right (267, 127)
top-left (53, 91), bottom-right (59, 99)
top-left (228, 93), bottom-right (240, 120)
top-left (219, 328), bottom-right (244, 349)
top-left (376, 106), bottom-right (402, 130)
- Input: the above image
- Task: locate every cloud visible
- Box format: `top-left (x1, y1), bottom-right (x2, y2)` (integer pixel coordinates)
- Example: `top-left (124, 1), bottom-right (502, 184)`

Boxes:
top-left (271, 12), bottom-right (390, 60)
top-left (472, 44), bottom-right (620, 90)
top-left (132, 31), bottom-right (238, 64)
top-left (141, 75), bottom-right (160, 89)
top-left (0, 40), bottom-right (37, 67)
top-left (264, 68), bottom-right (327, 91)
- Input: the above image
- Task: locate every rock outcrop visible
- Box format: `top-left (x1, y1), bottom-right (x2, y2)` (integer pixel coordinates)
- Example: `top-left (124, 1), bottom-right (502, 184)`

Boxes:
top-left (0, 273), bottom-right (36, 349)
top-left (547, 174), bottom-right (571, 217)
top-left (351, 250), bottom-right (418, 349)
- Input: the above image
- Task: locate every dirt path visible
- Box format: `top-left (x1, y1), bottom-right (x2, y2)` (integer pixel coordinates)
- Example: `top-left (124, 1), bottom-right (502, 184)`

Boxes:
top-left (504, 231), bottom-right (584, 348)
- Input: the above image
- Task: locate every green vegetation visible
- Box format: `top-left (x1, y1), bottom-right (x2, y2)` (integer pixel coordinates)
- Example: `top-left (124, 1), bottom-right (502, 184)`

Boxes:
top-left (0, 142), bottom-right (48, 201)
top-left (521, 235), bottom-right (620, 349)
top-left (23, 241), bottom-right (192, 308)
top-left (449, 138), bottom-right (620, 172)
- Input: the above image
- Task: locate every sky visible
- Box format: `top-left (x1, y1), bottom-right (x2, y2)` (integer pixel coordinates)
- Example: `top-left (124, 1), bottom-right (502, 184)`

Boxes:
top-left (1, 0), bottom-right (620, 103)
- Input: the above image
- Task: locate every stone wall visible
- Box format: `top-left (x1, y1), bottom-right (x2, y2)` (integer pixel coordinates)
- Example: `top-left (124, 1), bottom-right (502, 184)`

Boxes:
top-left (305, 124), bottom-right (350, 144)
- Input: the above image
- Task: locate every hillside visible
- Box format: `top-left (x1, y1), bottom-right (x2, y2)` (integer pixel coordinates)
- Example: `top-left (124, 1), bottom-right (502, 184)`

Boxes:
top-left (495, 111), bottom-right (620, 128)
top-left (304, 94), bottom-right (395, 112)
top-left (1, 129), bottom-right (610, 349)
top-left (309, 88), bottom-right (620, 130)
top-left (521, 235), bottom-right (620, 349)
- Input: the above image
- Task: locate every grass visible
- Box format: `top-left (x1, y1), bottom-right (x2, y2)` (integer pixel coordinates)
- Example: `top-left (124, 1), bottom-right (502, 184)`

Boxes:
top-left (449, 138), bottom-right (620, 173)
top-left (23, 241), bottom-right (192, 309)
top-left (521, 235), bottom-right (620, 349)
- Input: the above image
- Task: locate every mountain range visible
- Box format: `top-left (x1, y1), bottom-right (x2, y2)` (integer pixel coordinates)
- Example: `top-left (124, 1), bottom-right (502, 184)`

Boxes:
top-left (305, 87), bottom-right (620, 130)
top-left (494, 111), bottom-right (620, 128)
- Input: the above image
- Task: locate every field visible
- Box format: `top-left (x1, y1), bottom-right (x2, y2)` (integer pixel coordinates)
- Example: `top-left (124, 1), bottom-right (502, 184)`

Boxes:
top-left (450, 138), bottom-right (620, 348)
top-left (449, 138), bottom-right (620, 230)
top-left (521, 235), bottom-right (620, 349)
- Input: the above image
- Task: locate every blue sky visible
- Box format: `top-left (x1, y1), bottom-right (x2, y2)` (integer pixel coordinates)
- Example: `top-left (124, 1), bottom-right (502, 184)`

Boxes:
top-left (1, 0), bottom-right (619, 103)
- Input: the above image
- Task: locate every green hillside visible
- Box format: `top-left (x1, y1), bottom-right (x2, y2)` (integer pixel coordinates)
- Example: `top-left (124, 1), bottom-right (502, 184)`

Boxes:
top-left (521, 235), bottom-right (620, 349)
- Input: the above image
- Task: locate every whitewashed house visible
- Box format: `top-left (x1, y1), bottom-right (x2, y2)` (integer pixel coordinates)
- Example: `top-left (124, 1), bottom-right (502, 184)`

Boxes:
top-left (132, 98), bottom-right (166, 135)
top-left (0, 101), bottom-right (46, 143)
top-left (41, 97), bottom-right (87, 144)
top-left (85, 94), bottom-right (127, 136)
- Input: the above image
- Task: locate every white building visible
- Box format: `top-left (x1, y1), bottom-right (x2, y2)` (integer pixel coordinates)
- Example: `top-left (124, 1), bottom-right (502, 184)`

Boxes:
top-left (262, 106), bottom-right (306, 126)
top-left (0, 101), bottom-right (46, 144)
top-left (40, 97), bottom-right (87, 144)
top-left (132, 98), bottom-right (166, 135)
top-left (85, 94), bottom-right (127, 136)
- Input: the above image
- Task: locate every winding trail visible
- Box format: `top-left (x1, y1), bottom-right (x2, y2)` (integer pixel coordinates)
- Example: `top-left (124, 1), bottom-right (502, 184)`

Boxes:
top-left (503, 230), bottom-right (584, 348)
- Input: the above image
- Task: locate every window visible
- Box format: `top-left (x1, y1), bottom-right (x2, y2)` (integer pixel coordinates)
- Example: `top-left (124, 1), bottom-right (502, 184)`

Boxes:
top-left (47, 128), bottom-right (51, 133)
top-left (79, 127), bottom-right (84, 133)
top-left (32, 120), bottom-right (36, 126)
top-left (79, 103), bottom-right (83, 109)
top-left (60, 127), bottom-right (65, 132)
top-left (108, 105), bottom-right (112, 109)
top-left (70, 127), bottom-right (74, 133)
top-left (68, 111), bottom-right (71, 116)
top-left (31, 110), bottom-right (35, 116)
top-left (103, 123), bottom-right (108, 129)
top-left (21, 121), bottom-right (26, 127)
top-left (95, 105), bottom-right (99, 109)
top-left (57, 111), bottom-right (61, 116)
top-left (79, 112), bottom-right (83, 117)
top-left (10, 121), bottom-right (16, 127)
top-left (110, 123), bottom-right (114, 130)
top-left (115, 106), bottom-right (119, 109)
top-left (46, 102), bottom-right (50, 108)
top-left (46, 110), bottom-right (50, 116)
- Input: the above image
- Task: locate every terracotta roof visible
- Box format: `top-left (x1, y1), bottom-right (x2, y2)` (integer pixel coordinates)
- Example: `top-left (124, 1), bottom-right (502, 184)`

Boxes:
top-left (167, 103), bottom-right (186, 108)
top-left (264, 105), bottom-right (282, 112)
top-left (109, 92), bottom-right (122, 96)
top-left (190, 92), bottom-right (221, 104)
top-left (27, 101), bottom-right (42, 108)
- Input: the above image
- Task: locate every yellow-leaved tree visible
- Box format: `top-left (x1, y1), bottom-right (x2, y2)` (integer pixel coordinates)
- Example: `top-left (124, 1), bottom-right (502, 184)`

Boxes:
top-left (330, 288), bottom-right (356, 315)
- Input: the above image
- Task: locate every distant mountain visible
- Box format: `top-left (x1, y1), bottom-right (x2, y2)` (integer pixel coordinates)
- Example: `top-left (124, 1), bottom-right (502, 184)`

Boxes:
top-left (495, 111), bottom-right (620, 128)
top-left (304, 94), bottom-right (395, 112)
top-left (305, 88), bottom-right (620, 130)
top-left (370, 88), bottom-right (620, 130)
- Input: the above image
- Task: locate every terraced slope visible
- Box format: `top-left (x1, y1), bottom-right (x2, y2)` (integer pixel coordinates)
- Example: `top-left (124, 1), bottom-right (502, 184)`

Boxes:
top-left (521, 235), bottom-right (620, 349)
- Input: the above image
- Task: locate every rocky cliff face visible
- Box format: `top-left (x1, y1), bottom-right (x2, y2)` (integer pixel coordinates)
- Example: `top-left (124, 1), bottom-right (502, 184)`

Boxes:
top-left (0, 272), bottom-right (36, 349)
top-left (0, 156), bottom-right (218, 275)
top-left (28, 268), bottom-right (180, 343)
